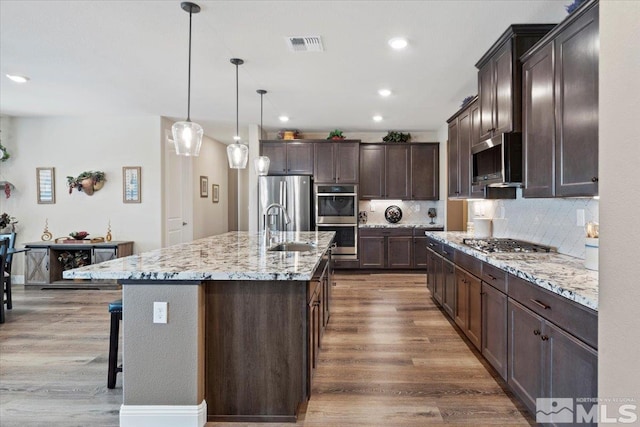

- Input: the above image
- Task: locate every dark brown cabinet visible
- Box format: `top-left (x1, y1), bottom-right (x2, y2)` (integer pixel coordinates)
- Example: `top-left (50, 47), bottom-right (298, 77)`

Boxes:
top-left (261, 141), bottom-right (314, 175)
top-left (411, 144), bottom-right (439, 200)
top-left (359, 228), bottom-right (413, 269)
top-left (522, 1), bottom-right (599, 197)
top-left (475, 25), bottom-right (555, 141)
top-left (413, 237), bottom-right (428, 269)
top-left (482, 281), bottom-right (508, 380)
top-left (508, 299), bottom-right (597, 421)
top-left (447, 100), bottom-right (475, 198)
top-left (360, 143), bottom-right (439, 200)
top-left (427, 249), bottom-right (442, 304)
top-left (307, 279), bottom-right (321, 396)
top-left (314, 141), bottom-right (359, 184)
top-left (454, 267), bottom-right (482, 350)
top-left (441, 258), bottom-right (456, 318)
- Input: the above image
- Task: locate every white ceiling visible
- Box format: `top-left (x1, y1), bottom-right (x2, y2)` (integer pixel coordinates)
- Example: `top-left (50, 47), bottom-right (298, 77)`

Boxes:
top-left (0, 0), bottom-right (568, 144)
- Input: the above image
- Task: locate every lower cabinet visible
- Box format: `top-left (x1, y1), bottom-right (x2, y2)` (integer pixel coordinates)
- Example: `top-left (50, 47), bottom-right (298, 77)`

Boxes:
top-left (508, 299), bottom-right (597, 424)
top-left (454, 267), bottom-right (482, 351)
top-left (441, 258), bottom-right (456, 318)
top-left (359, 236), bottom-right (385, 268)
top-left (427, 249), bottom-right (442, 304)
top-left (25, 248), bottom-right (49, 285)
top-left (482, 282), bottom-right (508, 380)
top-left (359, 229), bottom-right (412, 269)
top-left (307, 281), bottom-right (321, 397)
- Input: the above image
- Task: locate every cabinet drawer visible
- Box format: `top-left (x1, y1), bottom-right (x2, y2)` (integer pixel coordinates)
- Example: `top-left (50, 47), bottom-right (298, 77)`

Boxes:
top-left (441, 244), bottom-right (455, 262)
top-left (425, 237), bottom-right (442, 254)
top-left (454, 250), bottom-right (481, 277)
top-left (508, 274), bottom-right (597, 349)
top-left (481, 262), bottom-right (508, 293)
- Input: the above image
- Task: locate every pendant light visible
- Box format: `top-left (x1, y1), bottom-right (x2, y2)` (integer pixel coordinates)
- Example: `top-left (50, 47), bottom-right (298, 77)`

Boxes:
top-left (227, 58), bottom-right (248, 169)
top-left (172, 2), bottom-right (203, 157)
top-left (254, 89), bottom-right (270, 176)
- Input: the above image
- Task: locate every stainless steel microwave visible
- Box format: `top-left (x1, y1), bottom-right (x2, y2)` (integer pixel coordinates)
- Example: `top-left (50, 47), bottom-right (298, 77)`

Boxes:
top-left (471, 133), bottom-right (523, 190)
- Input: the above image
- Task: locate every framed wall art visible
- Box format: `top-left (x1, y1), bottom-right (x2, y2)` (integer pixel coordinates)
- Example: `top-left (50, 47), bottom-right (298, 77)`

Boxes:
top-left (36, 167), bottom-right (56, 204)
top-left (212, 184), bottom-right (219, 203)
top-left (200, 176), bottom-right (208, 198)
top-left (123, 166), bottom-right (141, 203)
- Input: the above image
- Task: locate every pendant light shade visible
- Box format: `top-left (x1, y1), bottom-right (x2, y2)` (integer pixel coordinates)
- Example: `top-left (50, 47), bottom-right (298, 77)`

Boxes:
top-left (172, 2), bottom-right (203, 157)
top-left (227, 58), bottom-right (249, 169)
top-left (254, 89), bottom-right (270, 176)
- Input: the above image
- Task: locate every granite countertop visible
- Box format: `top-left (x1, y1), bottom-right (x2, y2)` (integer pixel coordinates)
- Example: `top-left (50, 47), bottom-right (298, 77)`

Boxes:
top-left (62, 231), bottom-right (335, 282)
top-left (360, 223), bottom-right (444, 229)
top-left (425, 231), bottom-right (598, 311)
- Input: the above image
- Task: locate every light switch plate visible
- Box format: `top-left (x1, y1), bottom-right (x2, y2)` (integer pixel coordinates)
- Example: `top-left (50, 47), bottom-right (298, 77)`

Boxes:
top-left (153, 301), bottom-right (168, 324)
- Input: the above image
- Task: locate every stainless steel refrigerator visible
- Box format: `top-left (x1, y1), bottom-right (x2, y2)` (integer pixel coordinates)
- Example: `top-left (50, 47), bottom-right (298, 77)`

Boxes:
top-left (258, 175), bottom-right (313, 232)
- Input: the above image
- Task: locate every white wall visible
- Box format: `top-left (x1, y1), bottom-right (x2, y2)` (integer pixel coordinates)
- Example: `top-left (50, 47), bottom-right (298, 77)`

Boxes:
top-left (192, 134), bottom-right (229, 239)
top-left (599, 0), bottom-right (640, 406)
top-left (0, 116), bottom-right (163, 279)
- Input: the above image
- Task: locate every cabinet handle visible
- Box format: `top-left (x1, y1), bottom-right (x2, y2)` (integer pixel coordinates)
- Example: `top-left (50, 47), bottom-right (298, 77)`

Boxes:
top-left (530, 299), bottom-right (550, 310)
top-left (486, 274), bottom-right (497, 281)
top-left (541, 335), bottom-right (549, 341)
top-left (591, 177), bottom-right (599, 182)
top-left (480, 291), bottom-right (486, 295)
top-left (533, 329), bottom-right (541, 336)
top-left (429, 243), bottom-right (435, 247)
top-left (442, 250), bottom-right (450, 256)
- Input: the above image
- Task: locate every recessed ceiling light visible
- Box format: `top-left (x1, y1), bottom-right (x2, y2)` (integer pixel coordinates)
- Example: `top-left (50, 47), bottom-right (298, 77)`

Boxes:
top-left (378, 89), bottom-right (392, 97)
top-left (6, 74), bottom-right (30, 83)
top-left (373, 115), bottom-right (383, 122)
top-left (279, 116), bottom-right (289, 122)
top-left (388, 37), bottom-right (408, 50)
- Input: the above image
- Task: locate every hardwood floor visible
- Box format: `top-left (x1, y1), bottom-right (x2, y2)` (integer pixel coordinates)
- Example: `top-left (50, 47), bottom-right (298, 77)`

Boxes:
top-left (0, 274), bottom-right (534, 426)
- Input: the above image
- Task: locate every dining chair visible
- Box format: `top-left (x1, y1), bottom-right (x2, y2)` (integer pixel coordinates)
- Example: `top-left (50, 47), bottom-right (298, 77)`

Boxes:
top-left (0, 237), bottom-right (9, 323)
top-left (0, 232), bottom-right (16, 310)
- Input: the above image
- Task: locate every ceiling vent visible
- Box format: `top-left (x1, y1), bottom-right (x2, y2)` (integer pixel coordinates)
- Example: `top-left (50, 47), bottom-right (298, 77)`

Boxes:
top-left (285, 36), bottom-right (324, 52)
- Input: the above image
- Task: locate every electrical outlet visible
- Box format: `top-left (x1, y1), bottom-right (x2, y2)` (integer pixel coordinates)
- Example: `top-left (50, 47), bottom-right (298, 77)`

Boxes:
top-left (153, 301), bottom-right (168, 324)
top-left (370, 201), bottom-right (375, 212)
top-left (576, 209), bottom-right (585, 227)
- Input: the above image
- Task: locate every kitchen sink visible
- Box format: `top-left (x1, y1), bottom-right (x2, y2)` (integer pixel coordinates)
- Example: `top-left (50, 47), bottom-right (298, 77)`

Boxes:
top-left (268, 242), bottom-right (316, 252)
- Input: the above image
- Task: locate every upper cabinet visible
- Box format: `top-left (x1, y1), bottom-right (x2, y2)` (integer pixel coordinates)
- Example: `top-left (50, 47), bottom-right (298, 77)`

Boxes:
top-left (261, 141), bottom-right (314, 175)
top-left (522, 0), bottom-right (599, 197)
top-left (475, 25), bottom-right (556, 142)
top-left (314, 141), bottom-right (360, 184)
top-left (360, 143), bottom-right (439, 200)
top-left (447, 99), bottom-right (478, 198)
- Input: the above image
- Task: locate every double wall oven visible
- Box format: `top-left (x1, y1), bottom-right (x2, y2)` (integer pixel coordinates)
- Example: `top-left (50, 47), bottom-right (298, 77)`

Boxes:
top-left (315, 184), bottom-right (358, 259)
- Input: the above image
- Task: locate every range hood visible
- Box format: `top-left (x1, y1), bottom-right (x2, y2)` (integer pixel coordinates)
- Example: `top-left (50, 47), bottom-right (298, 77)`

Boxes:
top-left (471, 133), bottom-right (523, 192)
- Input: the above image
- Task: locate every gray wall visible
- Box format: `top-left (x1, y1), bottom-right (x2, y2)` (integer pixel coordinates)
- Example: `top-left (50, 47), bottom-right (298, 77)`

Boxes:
top-left (123, 283), bottom-right (204, 406)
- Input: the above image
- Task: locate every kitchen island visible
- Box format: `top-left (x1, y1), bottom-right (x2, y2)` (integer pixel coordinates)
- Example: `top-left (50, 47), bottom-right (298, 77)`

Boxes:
top-left (64, 231), bottom-right (335, 427)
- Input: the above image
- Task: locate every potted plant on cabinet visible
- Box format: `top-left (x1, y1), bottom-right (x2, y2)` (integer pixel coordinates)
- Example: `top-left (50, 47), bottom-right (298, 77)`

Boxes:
top-left (327, 129), bottom-right (345, 140)
top-left (0, 212), bottom-right (17, 232)
top-left (383, 131), bottom-right (411, 143)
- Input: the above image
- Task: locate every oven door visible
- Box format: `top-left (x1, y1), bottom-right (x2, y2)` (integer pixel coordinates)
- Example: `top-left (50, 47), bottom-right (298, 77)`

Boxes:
top-left (315, 191), bottom-right (357, 224)
top-left (316, 224), bottom-right (357, 257)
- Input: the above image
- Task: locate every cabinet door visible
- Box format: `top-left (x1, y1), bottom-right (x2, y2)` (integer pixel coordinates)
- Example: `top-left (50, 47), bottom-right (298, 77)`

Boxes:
top-left (482, 282), bottom-right (508, 380)
top-left (336, 143), bottom-right (360, 184)
top-left (457, 109), bottom-right (471, 198)
top-left (413, 237), bottom-right (428, 269)
top-left (493, 41), bottom-right (514, 135)
top-left (428, 251), bottom-right (442, 304)
top-left (359, 236), bottom-right (385, 268)
top-left (410, 144), bottom-right (439, 200)
top-left (426, 249), bottom-right (437, 295)
top-left (447, 120), bottom-right (460, 197)
top-left (508, 299), bottom-right (545, 415)
top-left (314, 143), bottom-right (337, 183)
top-left (25, 248), bottom-right (50, 285)
top-left (287, 143), bottom-right (314, 175)
top-left (387, 236), bottom-right (412, 269)
top-left (307, 289), bottom-right (321, 397)
top-left (545, 321), bottom-right (598, 423)
top-left (94, 248), bottom-right (117, 264)
top-left (322, 269), bottom-right (331, 328)
top-left (555, 5), bottom-right (599, 197)
top-left (261, 142), bottom-right (287, 175)
top-left (470, 100), bottom-right (482, 148)
top-left (385, 145), bottom-right (411, 199)
top-left (478, 60), bottom-right (494, 141)
top-left (466, 273), bottom-right (482, 351)
top-left (523, 42), bottom-right (555, 198)
top-left (359, 145), bottom-right (385, 199)
top-left (454, 268), bottom-right (468, 330)
top-left (442, 259), bottom-right (456, 319)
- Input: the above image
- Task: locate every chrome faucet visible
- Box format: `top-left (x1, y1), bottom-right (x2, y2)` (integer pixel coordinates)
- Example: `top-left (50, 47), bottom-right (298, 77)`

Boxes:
top-left (263, 203), bottom-right (291, 246)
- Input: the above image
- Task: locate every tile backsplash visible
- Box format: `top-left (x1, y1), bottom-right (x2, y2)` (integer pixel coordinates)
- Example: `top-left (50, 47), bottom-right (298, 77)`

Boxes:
top-left (468, 191), bottom-right (598, 259)
top-left (359, 200), bottom-right (445, 227)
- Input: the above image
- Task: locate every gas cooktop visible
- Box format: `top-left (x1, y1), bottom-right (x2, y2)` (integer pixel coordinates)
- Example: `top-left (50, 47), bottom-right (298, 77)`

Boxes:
top-left (462, 238), bottom-right (553, 253)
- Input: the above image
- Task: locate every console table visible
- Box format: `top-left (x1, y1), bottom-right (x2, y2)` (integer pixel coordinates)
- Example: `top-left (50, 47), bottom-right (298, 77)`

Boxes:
top-left (24, 241), bottom-right (133, 289)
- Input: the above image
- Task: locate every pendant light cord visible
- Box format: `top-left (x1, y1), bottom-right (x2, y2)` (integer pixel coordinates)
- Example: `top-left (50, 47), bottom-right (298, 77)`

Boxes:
top-left (235, 62), bottom-right (239, 138)
top-left (187, 7), bottom-right (193, 122)
top-left (260, 92), bottom-right (264, 135)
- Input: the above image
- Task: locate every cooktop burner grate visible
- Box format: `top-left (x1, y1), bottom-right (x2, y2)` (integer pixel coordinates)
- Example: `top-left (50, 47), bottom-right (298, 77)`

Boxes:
top-left (462, 238), bottom-right (553, 253)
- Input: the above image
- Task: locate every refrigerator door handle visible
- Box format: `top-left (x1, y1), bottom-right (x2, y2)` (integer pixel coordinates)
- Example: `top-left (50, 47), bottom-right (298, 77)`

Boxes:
top-left (283, 180), bottom-right (288, 232)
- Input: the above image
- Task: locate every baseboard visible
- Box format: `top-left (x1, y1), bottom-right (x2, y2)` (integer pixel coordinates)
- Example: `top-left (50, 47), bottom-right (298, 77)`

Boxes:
top-left (120, 400), bottom-right (207, 427)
